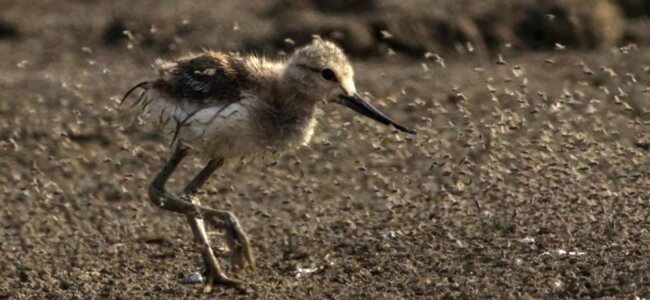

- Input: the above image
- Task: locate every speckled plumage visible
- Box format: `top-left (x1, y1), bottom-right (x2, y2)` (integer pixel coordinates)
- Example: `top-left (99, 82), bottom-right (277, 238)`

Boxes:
top-left (121, 38), bottom-right (414, 291)
top-left (123, 40), bottom-right (356, 159)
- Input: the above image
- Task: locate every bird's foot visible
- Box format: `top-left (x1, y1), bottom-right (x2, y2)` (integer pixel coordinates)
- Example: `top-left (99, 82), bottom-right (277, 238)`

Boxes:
top-left (200, 247), bottom-right (249, 294)
top-left (203, 209), bottom-right (255, 270)
top-left (202, 269), bottom-right (247, 293)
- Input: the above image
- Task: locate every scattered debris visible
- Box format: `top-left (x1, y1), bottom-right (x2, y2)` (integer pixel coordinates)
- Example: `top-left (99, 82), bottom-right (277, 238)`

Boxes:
top-left (181, 272), bottom-right (204, 284)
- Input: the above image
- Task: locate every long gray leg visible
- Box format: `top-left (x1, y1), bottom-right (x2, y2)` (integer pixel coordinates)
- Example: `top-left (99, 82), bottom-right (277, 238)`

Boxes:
top-left (148, 145), bottom-right (254, 291)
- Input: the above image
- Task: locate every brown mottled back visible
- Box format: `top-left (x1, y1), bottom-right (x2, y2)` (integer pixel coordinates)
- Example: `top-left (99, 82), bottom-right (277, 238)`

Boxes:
top-left (153, 52), bottom-right (252, 104)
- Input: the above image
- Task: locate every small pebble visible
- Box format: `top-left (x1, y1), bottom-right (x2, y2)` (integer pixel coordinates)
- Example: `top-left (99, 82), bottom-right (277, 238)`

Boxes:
top-left (17, 190), bottom-right (31, 202)
top-left (182, 272), bottom-right (203, 284)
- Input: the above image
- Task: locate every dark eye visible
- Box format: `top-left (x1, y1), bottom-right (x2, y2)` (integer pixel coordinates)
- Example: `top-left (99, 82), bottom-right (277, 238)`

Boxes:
top-left (321, 68), bottom-right (337, 82)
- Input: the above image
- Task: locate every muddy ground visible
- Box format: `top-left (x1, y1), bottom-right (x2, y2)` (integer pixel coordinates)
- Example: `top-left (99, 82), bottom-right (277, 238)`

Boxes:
top-left (1, 0), bottom-right (650, 299)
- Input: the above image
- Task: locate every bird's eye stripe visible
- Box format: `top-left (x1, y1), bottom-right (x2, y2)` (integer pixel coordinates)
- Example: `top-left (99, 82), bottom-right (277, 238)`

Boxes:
top-left (297, 64), bottom-right (338, 82)
top-left (297, 64), bottom-right (320, 73)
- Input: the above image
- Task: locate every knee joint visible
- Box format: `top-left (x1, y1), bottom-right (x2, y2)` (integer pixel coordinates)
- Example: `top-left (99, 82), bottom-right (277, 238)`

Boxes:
top-left (148, 182), bottom-right (164, 207)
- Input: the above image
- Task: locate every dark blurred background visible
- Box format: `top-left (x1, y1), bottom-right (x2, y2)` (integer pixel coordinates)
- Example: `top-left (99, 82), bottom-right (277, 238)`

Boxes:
top-left (2, 0), bottom-right (649, 62)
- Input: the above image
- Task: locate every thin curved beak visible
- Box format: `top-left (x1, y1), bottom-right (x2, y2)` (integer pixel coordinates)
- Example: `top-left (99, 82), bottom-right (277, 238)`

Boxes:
top-left (336, 93), bottom-right (416, 134)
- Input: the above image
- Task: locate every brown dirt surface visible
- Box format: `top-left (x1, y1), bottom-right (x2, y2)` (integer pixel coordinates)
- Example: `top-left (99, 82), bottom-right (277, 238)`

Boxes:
top-left (1, 0), bottom-right (650, 299)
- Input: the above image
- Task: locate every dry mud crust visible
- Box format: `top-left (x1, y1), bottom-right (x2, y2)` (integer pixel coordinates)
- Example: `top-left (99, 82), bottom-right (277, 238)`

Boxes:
top-left (1, 0), bottom-right (650, 299)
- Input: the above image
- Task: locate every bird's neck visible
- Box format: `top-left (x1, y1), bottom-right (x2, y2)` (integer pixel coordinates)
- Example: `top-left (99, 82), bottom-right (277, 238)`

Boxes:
top-left (253, 81), bottom-right (318, 149)
top-left (270, 86), bottom-right (317, 126)
top-left (271, 71), bottom-right (319, 117)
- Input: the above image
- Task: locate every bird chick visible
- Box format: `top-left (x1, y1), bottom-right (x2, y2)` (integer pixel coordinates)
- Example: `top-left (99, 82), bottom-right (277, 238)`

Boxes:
top-left (122, 37), bottom-right (415, 292)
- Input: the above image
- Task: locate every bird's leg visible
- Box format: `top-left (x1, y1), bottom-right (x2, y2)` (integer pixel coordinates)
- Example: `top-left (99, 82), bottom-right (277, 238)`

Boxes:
top-left (147, 145), bottom-right (254, 291)
top-left (181, 159), bottom-right (255, 292)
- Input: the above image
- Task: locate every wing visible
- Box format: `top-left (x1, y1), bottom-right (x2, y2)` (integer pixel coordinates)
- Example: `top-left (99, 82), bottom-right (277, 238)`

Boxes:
top-left (121, 52), bottom-right (254, 144)
top-left (122, 52), bottom-right (251, 104)
top-left (153, 52), bottom-right (251, 103)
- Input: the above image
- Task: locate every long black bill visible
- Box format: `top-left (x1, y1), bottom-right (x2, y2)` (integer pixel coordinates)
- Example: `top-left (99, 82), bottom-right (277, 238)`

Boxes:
top-left (338, 93), bottom-right (416, 134)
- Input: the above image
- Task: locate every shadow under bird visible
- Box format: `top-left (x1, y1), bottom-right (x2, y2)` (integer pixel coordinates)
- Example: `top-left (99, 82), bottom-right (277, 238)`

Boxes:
top-left (121, 37), bottom-right (415, 292)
